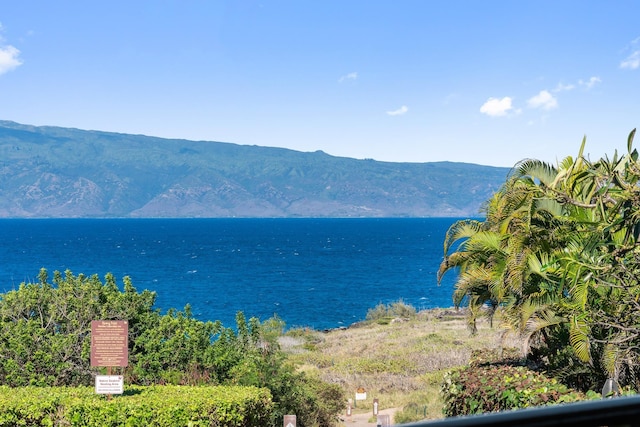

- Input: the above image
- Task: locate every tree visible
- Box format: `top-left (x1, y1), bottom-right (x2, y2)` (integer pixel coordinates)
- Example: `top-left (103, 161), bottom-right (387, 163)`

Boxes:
top-left (439, 129), bottom-right (640, 391)
top-left (0, 269), bottom-right (156, 386)
top-left (0, 269), bottom-right (345, 426)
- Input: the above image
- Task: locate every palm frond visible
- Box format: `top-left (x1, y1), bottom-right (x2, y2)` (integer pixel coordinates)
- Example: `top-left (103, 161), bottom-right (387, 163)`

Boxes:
top-left (602, 343), bottom-right (618, 379)
top-left (569, 317), bottom-right (592, 363)
top-left (627, 128), bottom-right (636, 154)
top-left (515, 159), bottom-right (558, 187)
top-left (442, 219), bottom-right (484, 256)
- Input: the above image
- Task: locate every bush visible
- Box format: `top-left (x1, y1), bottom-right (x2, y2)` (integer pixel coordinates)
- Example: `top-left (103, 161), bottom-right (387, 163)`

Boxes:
top-left (440, 365), bottom-right (599, 417)
top-left (0, 269), bottom-right (157, 387)
top-left (0, 269), bottom-right (345, 427)
top-left (394, 402), bottom-right (428, 424)
top-left (365, 300), bottom-right (416, 323)
top-left (0, 385), bottom-right (272, 426)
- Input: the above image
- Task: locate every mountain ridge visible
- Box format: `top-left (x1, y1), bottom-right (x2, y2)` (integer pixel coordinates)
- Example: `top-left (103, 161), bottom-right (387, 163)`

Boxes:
top-left (0, 120), bottom-right (510, 218)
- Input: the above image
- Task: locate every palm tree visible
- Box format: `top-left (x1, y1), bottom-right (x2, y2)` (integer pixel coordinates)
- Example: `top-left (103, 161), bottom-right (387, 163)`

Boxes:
top-left (440, 129), bottom-right (640, 390)
top-left (439, 134), bottom-right (634, 364)
top-left (439, 169), bottom-right (559, 338)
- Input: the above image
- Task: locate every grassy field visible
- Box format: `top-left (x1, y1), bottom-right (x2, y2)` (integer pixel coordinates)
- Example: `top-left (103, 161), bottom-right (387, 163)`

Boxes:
top-left (281, 308), bottom-right (518, 423)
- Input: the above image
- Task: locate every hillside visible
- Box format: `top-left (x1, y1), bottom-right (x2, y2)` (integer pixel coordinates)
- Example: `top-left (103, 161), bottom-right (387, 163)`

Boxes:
top-left (282, 308), bottom-right (515, 424)
top-left (0, 120), bottom-right (510, 218)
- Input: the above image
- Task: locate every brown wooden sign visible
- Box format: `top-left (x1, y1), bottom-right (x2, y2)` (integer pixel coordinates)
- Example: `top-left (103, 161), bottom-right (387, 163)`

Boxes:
top-left (91, 320), bottom-right (128, 367)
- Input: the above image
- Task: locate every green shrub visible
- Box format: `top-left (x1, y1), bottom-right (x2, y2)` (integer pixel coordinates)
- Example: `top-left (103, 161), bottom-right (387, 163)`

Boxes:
top-left (365, 300), bottom-right (416, 323)
top-left (390, 300), bottom-right (417, 318)
top-left (0, 385), bottom-right (272, 426)
top-left (394, 402), bottom-right (428, 424)
top-left (365, 303), bottom-right (390, 322)
top-left (440, 365), bottom-right (599, 417)
top-left (0, 270), bottom-right (345, 427)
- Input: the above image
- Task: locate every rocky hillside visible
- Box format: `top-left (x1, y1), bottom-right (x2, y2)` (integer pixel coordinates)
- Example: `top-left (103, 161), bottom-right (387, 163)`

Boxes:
top-left (0, 120), bottom-right (510, 218)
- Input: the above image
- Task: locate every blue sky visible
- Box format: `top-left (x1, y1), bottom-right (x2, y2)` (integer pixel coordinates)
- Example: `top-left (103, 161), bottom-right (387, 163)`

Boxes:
top-left (1, 1), bottom-right (640, 167)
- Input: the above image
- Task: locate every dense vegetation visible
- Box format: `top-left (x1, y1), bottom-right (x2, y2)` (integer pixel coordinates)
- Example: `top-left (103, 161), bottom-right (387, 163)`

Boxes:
top-left (439, 129), bottom-right (640, 401)
top-left (440, 350), bottom-right (601, 417)
top-left (0, 385), bottom-right (272, 426)
top-left (0, 270), bottom-right (344, 427)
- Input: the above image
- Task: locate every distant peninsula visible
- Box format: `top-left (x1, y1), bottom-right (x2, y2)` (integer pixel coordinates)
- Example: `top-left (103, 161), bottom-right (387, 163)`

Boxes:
top-left (0, 120), bottom-right (510, 218)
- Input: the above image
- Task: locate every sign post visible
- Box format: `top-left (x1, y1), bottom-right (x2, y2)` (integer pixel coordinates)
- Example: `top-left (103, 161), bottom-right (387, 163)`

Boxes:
top-left (91, 320), bottom-right (128, 368)
top-left (91, 320), bottom-right (128, 398)
top-left (283, 414), bottom-right (296, 427)
top-left (95, 375), bottom-right (124, 394)
top-left (373, 398), bottom-right (379, 416)
top-left (355, 387), bottom-right (367, 407)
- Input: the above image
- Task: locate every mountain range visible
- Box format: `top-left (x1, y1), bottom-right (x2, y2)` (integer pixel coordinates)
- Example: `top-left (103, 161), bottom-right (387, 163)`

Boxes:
top-left (0, 120), bottom-right (511, 218)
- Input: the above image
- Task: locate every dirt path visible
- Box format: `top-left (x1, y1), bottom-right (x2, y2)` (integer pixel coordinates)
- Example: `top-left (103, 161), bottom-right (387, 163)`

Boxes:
top-left (339, 408), bottom-right (398, 426)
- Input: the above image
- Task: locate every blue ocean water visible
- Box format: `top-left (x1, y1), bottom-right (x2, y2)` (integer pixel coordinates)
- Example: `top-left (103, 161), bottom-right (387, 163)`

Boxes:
top-left (0, 218), bottom-right (460, 330)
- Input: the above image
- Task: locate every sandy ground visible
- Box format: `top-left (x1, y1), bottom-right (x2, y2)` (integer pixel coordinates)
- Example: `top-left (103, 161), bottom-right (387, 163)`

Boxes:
top-left (338, 408), bottom-right (398, 426)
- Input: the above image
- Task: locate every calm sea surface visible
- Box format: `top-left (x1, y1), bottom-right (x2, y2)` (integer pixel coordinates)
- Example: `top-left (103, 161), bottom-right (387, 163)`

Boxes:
top-left (0, 218), bottom-right (461, 330)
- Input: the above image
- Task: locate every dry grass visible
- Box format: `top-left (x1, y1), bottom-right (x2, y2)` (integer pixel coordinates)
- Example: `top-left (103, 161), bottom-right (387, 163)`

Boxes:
top-left (282, 308), bottom-right (519, 422)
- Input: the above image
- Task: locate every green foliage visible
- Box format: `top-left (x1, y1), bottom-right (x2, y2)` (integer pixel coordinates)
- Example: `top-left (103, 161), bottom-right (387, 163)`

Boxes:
top-left (0, 269), bottom-right (156, 386)
top-left (440, 365), bottom-right (598, 417)
top-left (0, 270), bottom-right (345, 427)
top-left (270, 374), bottom-right (345, 427)
top-left (439, 128), bottom-right (640, 392)
top-left (394, 402), bottom-right (428, 424)
top-left (0, 385), bottom-right (272, 426)
top-left (125, 304), bottom-right (253, 386)
top-left (365, 300), bottom-right (417, 324)
top-left (529, 329), bottom-right (607, 392)
top-left (228, 325), bottom-right (345, 427)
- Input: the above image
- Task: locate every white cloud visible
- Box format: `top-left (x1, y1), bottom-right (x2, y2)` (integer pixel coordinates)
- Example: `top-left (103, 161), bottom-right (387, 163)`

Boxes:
top-left (0, 23), bottom-right (23, 75)
top-left (553, 76), bottom-right (600, 93)
top-left (621, 51), bottom-right (640, 69)
top-left (479, 97), bottom-right (513, 117)
top-left (0, 45), bottom-right (22, 75)
top-left (579, 76), bottom-right (601, 89)
top-left (386, 105), bottom-right (408, 116)
top-left (482, 77), bottom-right (597, 121)
top-left (338, 71), bottom-right (358, 82)
top-left (527, 90), bottom-right (558, 110)
top-left (620, 37), bottom-right (640, 69)
top-left (554, 82), bottom-right (575, 92)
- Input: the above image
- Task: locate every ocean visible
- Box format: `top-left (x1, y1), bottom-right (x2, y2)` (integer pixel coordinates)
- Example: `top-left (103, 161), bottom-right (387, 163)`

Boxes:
top-left (0, 218), bottom-right (461, 330)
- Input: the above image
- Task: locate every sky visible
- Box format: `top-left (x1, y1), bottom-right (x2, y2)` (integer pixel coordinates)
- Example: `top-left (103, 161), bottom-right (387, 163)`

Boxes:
top-left (1, 1), bottom-right (640, 167)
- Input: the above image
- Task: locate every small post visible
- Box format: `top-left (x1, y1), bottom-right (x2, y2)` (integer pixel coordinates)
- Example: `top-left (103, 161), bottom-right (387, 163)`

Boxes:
top-left (377, 414), bottom-right (391, 427)
top-left (602, 378), bottom-right (620, 398)
top-left (107, 366), bottom-right (112, 401)
top-left (283, 414), bottom-right (296, 427)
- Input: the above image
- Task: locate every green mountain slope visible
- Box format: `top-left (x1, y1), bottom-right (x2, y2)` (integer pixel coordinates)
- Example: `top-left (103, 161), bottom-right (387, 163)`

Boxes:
top-left (0, 120), bottom-right (510, 218)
